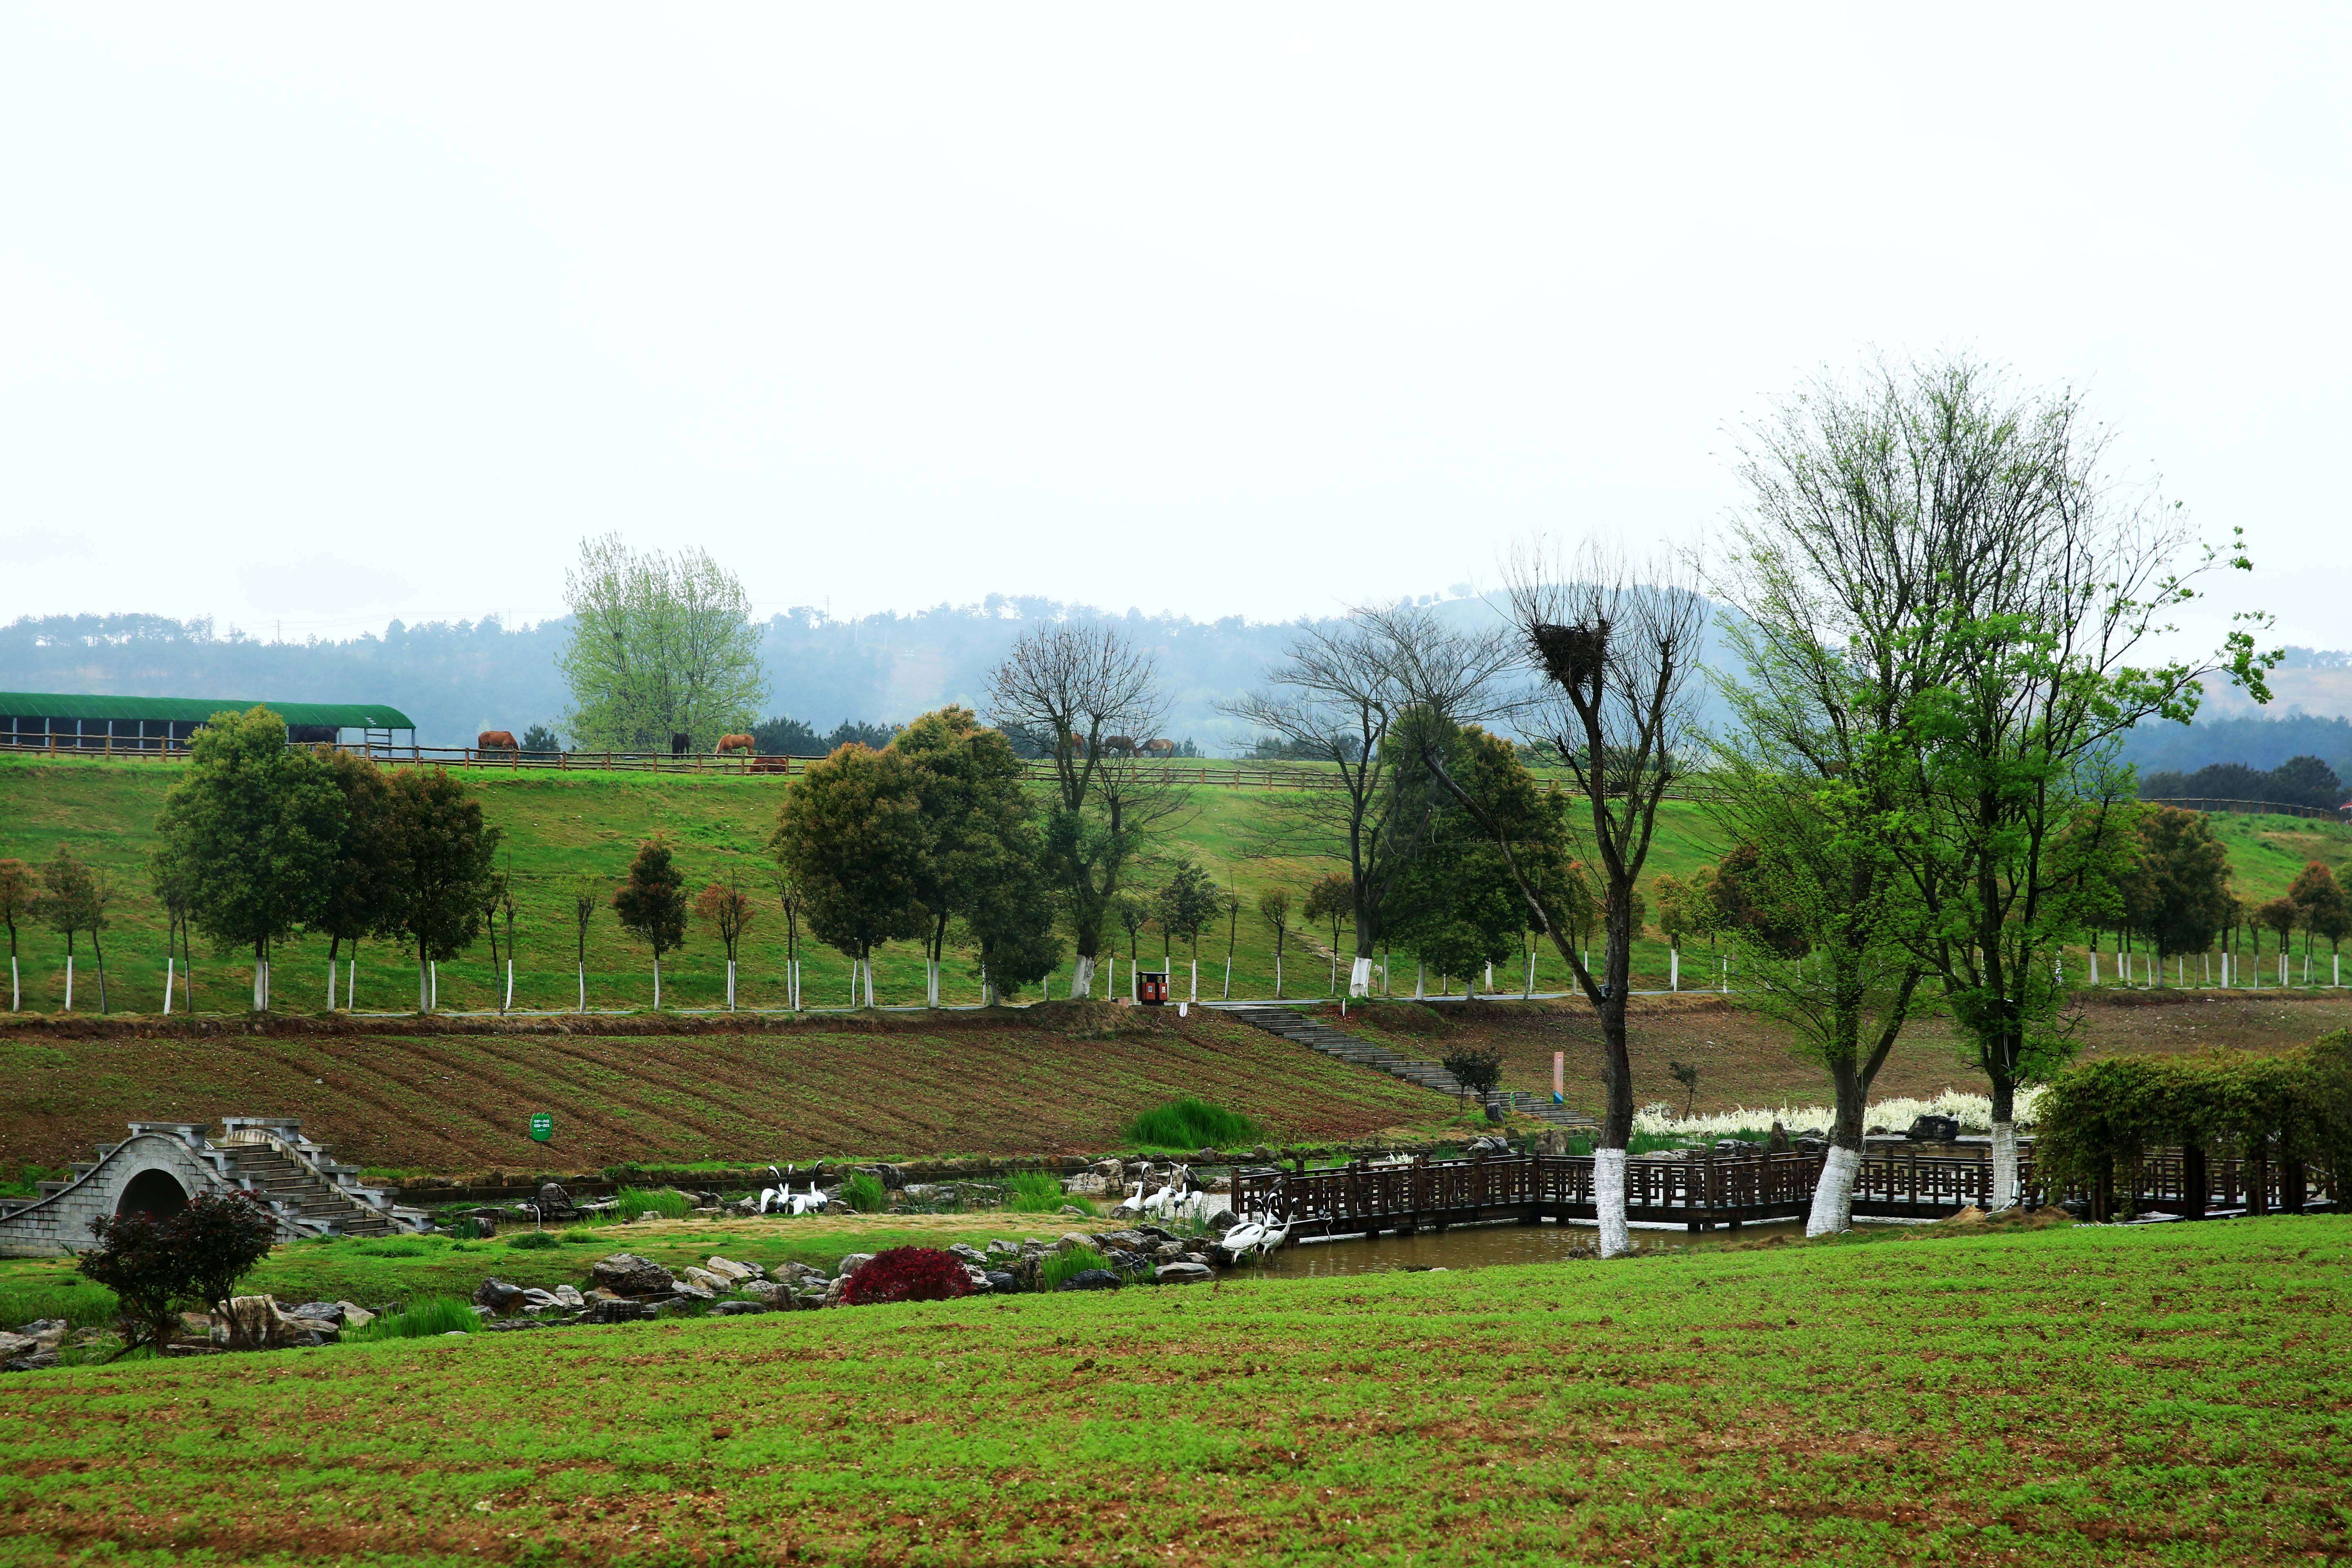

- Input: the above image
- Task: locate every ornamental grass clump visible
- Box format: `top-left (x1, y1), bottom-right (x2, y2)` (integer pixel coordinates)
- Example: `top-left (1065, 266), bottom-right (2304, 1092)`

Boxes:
top-left (1122, 1098), bottom-right (1262, 1151)
top-left (840, 1173), bottom-right (889, 1214)
top-left (1008, 1171), bottom-right (1091, 1214)
top-left (837, 1247), bottom-right (971, 1306)
top-left (1039, 1244), bottom-right (1110, 1290)
top-left (505, 1229), bottom-right (561, 1251)
top-left (350, 1296), bottom-right (478, 1341)
top-left (615, 1187), bottom-right (691, 1222)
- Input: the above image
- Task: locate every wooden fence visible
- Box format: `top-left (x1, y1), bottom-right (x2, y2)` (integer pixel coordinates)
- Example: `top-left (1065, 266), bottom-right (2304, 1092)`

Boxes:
top-left (1229, 1147), bottom-right (2340, 1236)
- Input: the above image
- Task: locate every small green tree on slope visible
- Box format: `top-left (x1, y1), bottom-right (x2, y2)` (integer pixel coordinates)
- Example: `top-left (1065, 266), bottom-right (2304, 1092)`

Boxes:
top-left (612, 836), bottom-right (690, 1010)
top-left (385, 767), bottom-right (501, 1014)
top-left (771, 744), bottom-right (929, 1008)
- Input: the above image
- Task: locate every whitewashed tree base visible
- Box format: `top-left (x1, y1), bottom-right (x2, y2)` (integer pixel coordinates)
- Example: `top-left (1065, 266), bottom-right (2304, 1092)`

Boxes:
top-left (1594, 1147), bottom-right (1630, 1258)
top-left (1806, 1145), bottom-right (1860, 1235)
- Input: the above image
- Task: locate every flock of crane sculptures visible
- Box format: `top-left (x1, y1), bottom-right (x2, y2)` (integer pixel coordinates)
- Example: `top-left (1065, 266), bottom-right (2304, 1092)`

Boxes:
top-left (745, 1162), bottom-right (1293, 1262)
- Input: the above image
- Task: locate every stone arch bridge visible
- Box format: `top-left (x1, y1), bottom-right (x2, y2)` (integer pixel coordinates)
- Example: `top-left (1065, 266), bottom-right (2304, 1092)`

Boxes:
top-left (0, 1119), bottom-right (425, 1258)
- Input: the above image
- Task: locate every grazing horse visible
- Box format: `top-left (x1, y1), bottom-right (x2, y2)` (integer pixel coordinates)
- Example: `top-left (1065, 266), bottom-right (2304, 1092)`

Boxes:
top-left (715, 733), bottom-right (757, 755)
top-left (477, 730), bottom-right (519, 751)
top-left (1103, 735), bottom-right (1137, 757)
top-left (1141, 738), bottom-right (1177, 757)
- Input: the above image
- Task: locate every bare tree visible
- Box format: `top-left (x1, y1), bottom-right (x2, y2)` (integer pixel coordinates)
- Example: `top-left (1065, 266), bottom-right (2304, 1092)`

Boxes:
top-left (1223, 608), bottom-right (1514, 994)
top-left (1383, 544), bottom-right (1706, 1258)
top-left (985, 624), bottom-right (1180, 995)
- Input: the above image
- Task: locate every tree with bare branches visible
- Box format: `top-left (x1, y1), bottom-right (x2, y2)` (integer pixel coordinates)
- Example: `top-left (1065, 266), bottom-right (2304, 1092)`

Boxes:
top-left (984, 624), bottom-right (1180, 995)
top-left (1223, 608), bottom-right (1514, 994)
top-left (1382, 544), bottom-right (1706, 1257)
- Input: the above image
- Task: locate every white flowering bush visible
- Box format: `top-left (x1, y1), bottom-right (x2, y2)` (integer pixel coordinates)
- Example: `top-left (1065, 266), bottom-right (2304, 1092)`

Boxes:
top-left (1633, 1085), bottom-right (2044, 1139)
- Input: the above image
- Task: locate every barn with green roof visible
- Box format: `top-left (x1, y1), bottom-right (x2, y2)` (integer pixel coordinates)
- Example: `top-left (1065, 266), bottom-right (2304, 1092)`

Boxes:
top-left (0, 692), bottom-right (415, 751)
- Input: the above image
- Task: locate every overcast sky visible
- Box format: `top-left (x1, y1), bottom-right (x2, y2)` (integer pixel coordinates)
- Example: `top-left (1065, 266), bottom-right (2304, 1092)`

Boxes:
top-left (3, 4), bottom-right (2346, 648)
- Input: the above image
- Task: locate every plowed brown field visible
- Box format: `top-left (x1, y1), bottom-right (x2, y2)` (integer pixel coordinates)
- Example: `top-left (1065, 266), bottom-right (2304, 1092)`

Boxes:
top-left (1, 1005), bottom-right (1447, 1174)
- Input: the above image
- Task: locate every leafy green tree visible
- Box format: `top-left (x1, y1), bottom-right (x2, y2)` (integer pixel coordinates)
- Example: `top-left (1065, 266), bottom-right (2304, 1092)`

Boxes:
top-left (1156, 859), bottom-right (1221, 964)
top-left (558, 534), bottom-right (768, 752)
top-left (152, 706), bottom-right (345, 1011)
top-left (384, 767), bottom-right (501, 1014)
top-left (2294, 862), bottom-right (2352, 962)
top-left (0, 858), bottom-right (30, 1011)
top-left (315, 748), bottom-right (396, 1011)
top-left (693, 877), bottom-right (755, 1009)
top-left (890, 707), bottom-right (1058, 1005)
top-left (1114, 890), bottom-right (1155, 962)
top-left (771, 746), bottom-right (928, 1007)
top-left (2120, 807), bottom-right (2233, 970)
top-left (1302, 872), bottom-right (1352, 991)
top-left (34, 847), bottom-right (109, 1012)
top-left (2258, 896), bottom-right (2299, 978)
top-left (520, 724), bottom-right (562, 755)
top-left (612, 836), bottom-right (690, 1009)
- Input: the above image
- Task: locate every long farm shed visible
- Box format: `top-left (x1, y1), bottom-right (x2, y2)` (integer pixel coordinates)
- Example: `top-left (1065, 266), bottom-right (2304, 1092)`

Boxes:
top-left (0, 691), bottom-right (416, 751)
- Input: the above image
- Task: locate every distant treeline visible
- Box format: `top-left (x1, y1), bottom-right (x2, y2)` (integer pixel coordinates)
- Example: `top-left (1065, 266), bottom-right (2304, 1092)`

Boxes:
top-left (2138, 755), bottom-right (2346, 811)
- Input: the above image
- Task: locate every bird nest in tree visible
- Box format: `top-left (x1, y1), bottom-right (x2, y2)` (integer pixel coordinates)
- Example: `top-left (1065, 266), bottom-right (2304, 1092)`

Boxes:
top-left (1530, 620), bottom-right (1609, 691)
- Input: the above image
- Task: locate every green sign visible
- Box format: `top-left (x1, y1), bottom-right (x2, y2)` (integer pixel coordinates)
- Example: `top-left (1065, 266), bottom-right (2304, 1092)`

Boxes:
top-left (529, 1113), bottom-right (553, 1143)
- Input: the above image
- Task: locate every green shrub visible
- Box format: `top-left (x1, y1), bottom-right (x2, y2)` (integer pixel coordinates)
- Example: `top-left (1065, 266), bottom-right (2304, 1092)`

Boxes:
top-left (840, 1173), bottom-right (889, 1214)
top-left (561, 1229), bottom-right (608, 1244)
top-left (506, 1230), bottom-right (561, 1251)
top-left (350, 1296), bottom-right (477, 1341)
top-left (0, 1282), bottom-right (119, 1330)
top-left (1039, 1244), bottom-right (1109, 1290)
top-left (0, 1163), bottom-right (69, 1201)
top-left (351, 1238), bottom-right (430, 1258)
top-left (616, 1187), bottom-right (692, 1222)
top-left (1121, 1098), bottom-right (1263, 1151)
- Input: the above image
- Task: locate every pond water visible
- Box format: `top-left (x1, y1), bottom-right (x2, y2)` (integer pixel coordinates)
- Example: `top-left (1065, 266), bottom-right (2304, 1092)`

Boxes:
top-left (1250, 1217), bottom-right (1809, 1277)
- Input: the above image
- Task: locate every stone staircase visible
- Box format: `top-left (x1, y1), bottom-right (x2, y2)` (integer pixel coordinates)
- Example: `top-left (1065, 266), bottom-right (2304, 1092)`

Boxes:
top-left (220, 1142), bottom-right (397, 1238)
top-left (1225, 1005), bottom-right (1597, 1131)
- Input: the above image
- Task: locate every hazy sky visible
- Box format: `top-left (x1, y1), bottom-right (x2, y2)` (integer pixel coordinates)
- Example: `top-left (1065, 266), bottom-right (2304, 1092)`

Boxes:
top-left (3, 4), bottom-right (2346, 647)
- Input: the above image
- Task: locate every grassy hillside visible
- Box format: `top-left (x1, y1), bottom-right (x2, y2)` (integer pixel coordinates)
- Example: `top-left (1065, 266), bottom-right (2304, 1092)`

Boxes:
top-left (2, 1216), bottom-right (2344, 1564)
top-left (0, 754), bottom-right (1729, 1016)
top-left (0, 1006), bottom-right (1457, 1174)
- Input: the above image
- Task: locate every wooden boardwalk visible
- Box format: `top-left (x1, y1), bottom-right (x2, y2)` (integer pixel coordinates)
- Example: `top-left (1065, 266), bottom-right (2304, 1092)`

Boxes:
top-left (1232, 1148), bottom-right (2340, 1237)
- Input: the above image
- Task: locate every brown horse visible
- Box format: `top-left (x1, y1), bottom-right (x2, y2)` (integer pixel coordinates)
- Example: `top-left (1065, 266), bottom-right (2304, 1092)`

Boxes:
top-left (1103, 735), bottom-right (1137, 757)
top-left (715, 733), bottom-right (757, 755)
top-left (477, 730), bottom-right (519, 751)
top-left (1141, 738), bottom-right (1176, 757)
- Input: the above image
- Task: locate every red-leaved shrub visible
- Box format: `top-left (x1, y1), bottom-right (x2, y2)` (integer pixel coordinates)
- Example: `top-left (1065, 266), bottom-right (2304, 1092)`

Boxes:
top-left (837, 1246), bottom-right (974, 1306)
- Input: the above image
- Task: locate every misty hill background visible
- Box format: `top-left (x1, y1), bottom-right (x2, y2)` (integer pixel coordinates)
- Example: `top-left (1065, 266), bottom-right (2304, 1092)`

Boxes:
top-left (5, 604), bottom-right (2345, 782)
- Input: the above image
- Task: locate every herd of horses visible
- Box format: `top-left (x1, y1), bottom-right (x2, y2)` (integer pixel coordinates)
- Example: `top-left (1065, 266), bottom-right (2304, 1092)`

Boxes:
top-left (475, 730), bottom-right (1181, 759)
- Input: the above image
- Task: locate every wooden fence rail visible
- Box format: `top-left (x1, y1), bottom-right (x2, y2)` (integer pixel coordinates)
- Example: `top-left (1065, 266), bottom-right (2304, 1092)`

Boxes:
top-left (1229, 1148), bottom-right (2341, 1236)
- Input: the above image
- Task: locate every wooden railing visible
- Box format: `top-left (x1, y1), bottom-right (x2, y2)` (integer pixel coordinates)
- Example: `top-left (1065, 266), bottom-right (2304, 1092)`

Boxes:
top-left (1230, 1147), bottom-right (2340, 1235)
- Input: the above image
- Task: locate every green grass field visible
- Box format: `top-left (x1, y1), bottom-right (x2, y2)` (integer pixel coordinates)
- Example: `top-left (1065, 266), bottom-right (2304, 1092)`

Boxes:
top-left (1, 1215), bottom-right (2344, 1564)
top-left (0, 756), bottom-right (1731, 1017)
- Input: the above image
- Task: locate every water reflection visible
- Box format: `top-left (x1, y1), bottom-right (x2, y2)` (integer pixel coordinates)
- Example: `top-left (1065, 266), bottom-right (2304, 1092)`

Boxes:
top-left (1252, 1217), bottom-right (1808, 1277)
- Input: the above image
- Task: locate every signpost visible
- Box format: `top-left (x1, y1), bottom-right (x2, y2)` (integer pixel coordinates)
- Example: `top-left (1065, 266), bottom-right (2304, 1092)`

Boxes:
top-left (529, 1112), bottom-right (553, 1143)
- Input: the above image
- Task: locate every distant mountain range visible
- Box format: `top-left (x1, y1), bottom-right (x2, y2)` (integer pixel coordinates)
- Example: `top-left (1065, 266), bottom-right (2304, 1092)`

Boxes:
top-left (8, 606), bottom-right (2345, 779)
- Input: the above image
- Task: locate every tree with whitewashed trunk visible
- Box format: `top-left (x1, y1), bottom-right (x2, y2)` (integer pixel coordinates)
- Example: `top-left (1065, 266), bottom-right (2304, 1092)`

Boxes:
top-left (34, 847), bottom-right (109, 1013)
top-left (0, 858), bottom-right (30, 1012)
top-left (770, 742), bottom-right (929, 1010)
top-left (1223, 609), bottom-right (1514, 997)
top-left (1258, 886), bottom-right (1292, 1000)
top-left (768, 869), bottom-right (805, 1010)
top-left (569, 874), bottom-right (602, 1013)
top-left (612, 836), bottom-right (689, 1011)
top-left (984, 624), bottom-right (1177, 997)
top-left (694, 877), bottom-right (755, 1010)
top-left (313, 748), bottom-right (396, 1014)
top-left (385, 767), bottom-right (502, 1014)
top-left (152, 706), bottom-right (344, 1015)
top-left (1742, 356), bottom-right (2274, 1209)
top-left (1382, 544), bottom-right (1704, 1259)
top-left (889, 706), bottom-right (1056, 1007)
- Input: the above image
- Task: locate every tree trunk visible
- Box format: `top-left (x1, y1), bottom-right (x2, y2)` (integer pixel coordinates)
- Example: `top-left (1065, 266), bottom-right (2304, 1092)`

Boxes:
top-left (1071, 953), bottom-right (1095, 998)
top-left (92, 932), bottom-right (107, 1013)
top-left (653, 957), bottom-right (662, 1011)
top-left (1807, 1059), bottom-right (1867, 1236)
top-left (1988, 1076), bottom-right (2019, 1211)
top-left (577, 962), bottom-right (586, 1014)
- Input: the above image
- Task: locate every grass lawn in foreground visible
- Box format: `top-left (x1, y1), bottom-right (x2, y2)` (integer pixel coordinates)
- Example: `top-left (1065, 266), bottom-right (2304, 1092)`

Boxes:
top-left (2, 1215), bottom-right (2345, 1565)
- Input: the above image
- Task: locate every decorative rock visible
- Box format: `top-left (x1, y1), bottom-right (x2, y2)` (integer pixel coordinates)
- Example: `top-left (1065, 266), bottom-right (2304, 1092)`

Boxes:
top-left (1054, 1269), bottom-right (1122, 1292)
top-left (984, 1238), bottom-right (1019, 1258)
top-left (709, 1301), bottom-right (764, 1316)
top-left (519, 1289), bottom-right (565, 1312)
top-left (836, 1252), bottom-right (876, 1277)
top-left (705, 1256), bottom-right (759, 1283)
top-left (672, 1280), bottom-right (717, 1302)
top-left (1178, 1252), bottom-right (1214, 1267)
top-left (1153, 1241), bottom-right (1184, 1259)
top-left (737, 1281), bottom-right (793, 1308)
top-left (1204, 1210), bottom-right (1237, 1234)
top-left (682, 1266), bottom-right (730, 1291)
top-left (947, 1243), bottom-right (987, 1264)
top-left (1905, 1114), bottom-right (1962, 1143)
top-left (220, 1295), bottom-right (327, 1350)
top-left (537, 1182), bottom-right (574, 1216)
top-left (0, 1332), bottom-right (38, 1360)
top-left (4, 1351), bottom-right (61, 1372)
top-left (18, 1320), bottom-right (67, 1350)
top-left (984, 1271), bottom-right (1018, 1293)
top-left (1059, 1205), bottom-right (1089, 1218)
top-left (591, 1254), bottom-right (677, 1297)
top-left (549, 1286), bottom-right (583, 1310)
top-left (584, 1298), bottom-right (656, 1324)
top-left (473, 1278), bottom-right (527, 1314)
top-left (1154, 1262), bottom-right (1214, 1284)
top-left (1058, 1232), bottom-right (1092, 1250)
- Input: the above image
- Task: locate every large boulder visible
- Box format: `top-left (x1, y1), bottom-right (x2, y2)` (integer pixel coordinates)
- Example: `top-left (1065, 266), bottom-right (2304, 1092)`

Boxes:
top-left (1905, 1114), bottom-right (1962, 1143)
top-left (584, 1298), bottom-right (656, 1325)
top-left (472, 1278), bottom-right (528, 1314)
top-left (1054, 1269), bottom-right (1122, 1292)
top-left (591, 1254), bottom-right (677, 1297)
top-left (0, 1331), bottom-right (38, 1361)
top-left (537, 1182), bottom-right (574, 1216)
top-left (219, 1295), bottom-right (328, 1350)
top-left (682, 1266), bottom-right (731, 1292)
top-left (1154, 1262), bottom-right (1214, 1285)
top-left (835, 1252), bottom-right (876, 1278)
top-left (704, 1256), bottom-right (761, 1283)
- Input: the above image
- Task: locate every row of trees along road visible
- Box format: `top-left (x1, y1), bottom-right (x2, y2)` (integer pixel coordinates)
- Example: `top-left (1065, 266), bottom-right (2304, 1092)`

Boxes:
top-left (1223, 355), bottom-right (2276, 1258)
top-left (151, 706), bottom-right (503, 1012)
top-left (0, 849), bottom-right (115, 1012)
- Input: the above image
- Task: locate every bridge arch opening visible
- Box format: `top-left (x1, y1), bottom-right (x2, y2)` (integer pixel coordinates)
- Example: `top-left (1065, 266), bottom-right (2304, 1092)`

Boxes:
top-left (116, 1168), bottom-right (190, 1221)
